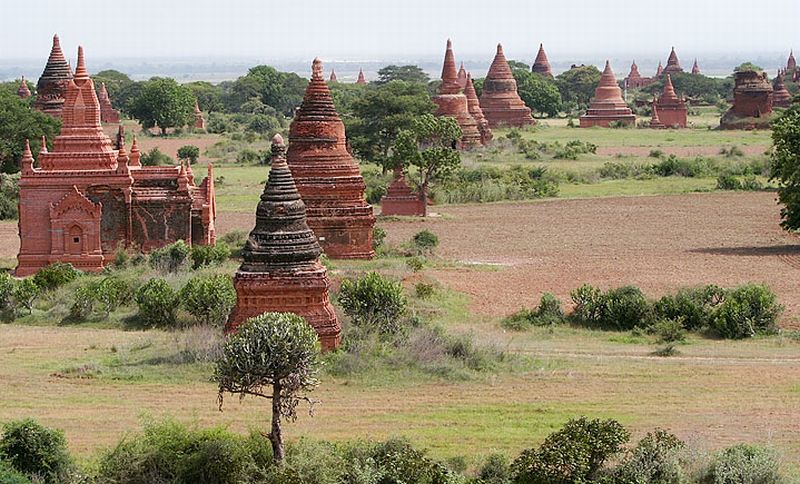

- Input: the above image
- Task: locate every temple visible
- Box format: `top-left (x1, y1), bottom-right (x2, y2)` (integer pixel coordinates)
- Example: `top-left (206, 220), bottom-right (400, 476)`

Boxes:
top-left (16, 47), bottom-right (216, 276)
top-left (433, 40), bottom-right (482, 149)
top-left (465, 73), bottom-right (493, 145)
top-left (650, 98), bottom-right (665, 129)
top-left (531, 43), bottom-right (553, 78)
top-left (656, 61), bottom-right (664, 78)
top-left (579, 61), bottom-right (636, 128)
top-left (380, 168), bottom-right (426, 217)
top-left (663, 47), bottom-right (683, 76)
top-left (17, 77), bottom-right (31, 99)
top-left (653, 75), bottom-right (687, 128)
top-left (286, 58), bottom-right (375, 259)
top-left (34, 34), bottom-right (73, 118)
top-left (624, 60), bottom-right (653, 89)
top-left (691, 59), bottom-right (701, 75)
top-left (356, 69), bottom-right (366, 84)
top-left (226, 135), bottom-right (340, 350)
top-left (479, 43), bottom-right (535, 127)
top-left (193, 101), bottom-right (206, 130)
top-left (329, 69), bottom-right (338, 82)
top-left (720, 70), bottom-right (774, 129)
top-left (97, 83), bottom-right (120, 123)
top-left (457, 62), bottom-right (468, 90)
top-left (772, 71), bottom-right (792, 108)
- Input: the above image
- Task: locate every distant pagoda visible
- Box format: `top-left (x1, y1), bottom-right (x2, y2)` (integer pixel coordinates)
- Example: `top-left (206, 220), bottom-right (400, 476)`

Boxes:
top-left (464, 72), bottom-right (493, 145)
top-left (531, 43), bottom-right (553, 78)
top-left (97, 82), bottom-right (120, 123)
top-left (650, 98), bottom-right (665, 129)
top-left (579, 60), bottom-right (636, 128)
top-left (773, 71), bottom-right (792, 108)
top-left (654, 75), bottom-right (687, 128)
top-left (456, 62), bottom-right (468, 90)
top-left (193, 100), bottom-right (206, 129)
top-left (34, 34), bottom-right (73, 118)
top-left (17, 77), bottom-right (31, 99)
top-left (329, 69), bottom-right (338, 82)
top-left (356, 68), bottom-right (366, 84)
top-left (433, 39), bottom-right (482, 149)
top-left (663, 47), bottom-right (683, 76)
top-left (227, 134), bottom-right (341, 350)
top-left (479, 43), bottom-right (535, 128)
top-left (691, 59), bottom-right (701, 75)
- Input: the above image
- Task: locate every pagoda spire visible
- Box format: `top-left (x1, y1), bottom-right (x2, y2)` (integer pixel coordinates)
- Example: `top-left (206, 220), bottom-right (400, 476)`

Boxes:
top-left (74, 46), bottom-right (89, 79)
top-left (18, 77), bottom-right (31, 99)
top-left (356, 68), bottom-right (366, 84)
top-left (531, 43), bottom-right (553, 77)
top-left (439, 39), bottom-right (461, 94)
top-left (21, 139), bottom-right (34, 174)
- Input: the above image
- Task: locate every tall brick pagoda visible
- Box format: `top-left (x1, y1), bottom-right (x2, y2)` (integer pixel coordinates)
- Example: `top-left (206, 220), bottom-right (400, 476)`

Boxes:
top-left (479, 43), bottom-right (535, 128)
top-left (16, 47), bottom-right (216, 276)
top-left (34, 34), bottom-right (73, 118)
top-left (579, 61), bottom-right (636, 128)
top-left (772, 71), bottom-right (792, 108)
top-left (329, 69), bottom-right (338, 83)
top-left (97, 82), bottom-right (120, 123)
top-left (17, 77), bottom-right (31, 99)
top-left (286, 58), bottom-right (375, 259)
top-left (787, 50), bottom-right (796, 71)
top-left (531, 43), bottom-right (553, 78)
top-left (356, 69), bottom-right (366, 84)
top-left (654, 74), bottom-right (687, 128)
top-left (433, 40), bottom-right (482, 149)
top-left (227, 134), bottom-right (340, 350)
top-left (457, 62), bottom-right (468, 90)
top-left (193, 100), bottom-right (206, 130)
top-left (656, 61), bottom-right (664, 78)
top-left (663, 47), bottom-right (683, 76)
top-left (691, 59), bottom-right (701, 75)
top-left (465, 73), bottom-right (493, 145)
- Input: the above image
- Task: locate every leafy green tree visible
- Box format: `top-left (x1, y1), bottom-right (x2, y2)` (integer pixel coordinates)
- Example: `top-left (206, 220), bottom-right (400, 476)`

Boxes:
top-left (180, 274), bottom-right (236, 327)
top-left (0, 418), bottom-right (75, 483)
top-left (375, 65), bottom-right (430, 85)
top-left (507, 60), bottom-right (530, 71)
top-left (513, 69), bottom-right (562, 117)
top-left (0, 173), bottom-right (20, 220)
top-left (771, 104), bottom-right (800, 230)
top-left (392, 114), bottom-right (462, 204)
top-left (215, 312), bottom-right (322, 463)
top-left (225, 65), bottom-right (307, 116)
top-left (12, 278), bottom-right (38, 315)
top-left (93, 69), bottom-right (134, 109)
top-left (641, 72), bottom-right (732, 104)
top-left (338, 272), bottom-right (407, 336)
top-left (555, 65), bottom-right (602, 107)
top-left (184, 81), bottom-right (224, 113)
top-left (177, 145), bottom-right (200, 164)
top-left (128, 78), bottom-right (195, 135)
top-left (734, 62), bottom-right (764, 73)
top-left (0, 90), bottom-right (61, 173)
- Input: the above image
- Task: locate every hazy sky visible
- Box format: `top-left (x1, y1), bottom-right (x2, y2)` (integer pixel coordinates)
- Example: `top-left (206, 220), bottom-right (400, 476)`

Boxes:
top-left (1, 0), bottom-right (798, 62)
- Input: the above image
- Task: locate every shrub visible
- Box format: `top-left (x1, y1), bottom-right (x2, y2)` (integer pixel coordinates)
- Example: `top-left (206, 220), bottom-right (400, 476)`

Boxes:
top-left (370, 438), bottom-right (454, 484)
top-left (717, 173), bottom-right (763, 191)
top-left (140, 147), bottom-right (173, 166)
top-left (177, 144), bottom-right (200, 164)
top-left (700, 444), bottom-right (782, 484)
top-left (180, 274), bottom-right (236, 327)
top-left (68, 284), bottom-right (94, 321)
top-left (602, 286), bottom-right (652, 331)
top-left (90, 276), bottom-right (132, 317)
top-left (653, 285), bottom-right (725, 331)
top-left (415, 282), bottom-right (435, 299)
top-left (372, 226), bottom-right (387, 251)
top-left (711, 284), bottom-right (782, 339)
top-left (112, 247), bottom-right (129, 269)
top-left (502, 293), bottom-right (566, 330)
top-left (652, 318), bottom-right (687, 344)
top-left (612, 428), bottom-right (686, 483)
top-left (0, 174), bottom-right (20, 220)
top-left (0, 273), bottom-right (14, 311)
top-left (190, 243), bottom-right (231, 269)
top-left (719, 145), bottom-right (744, 157)
top-left (412, 230), bottom-right (439, 255)
top-left (511, 417), bottom-right (630, 483)
top-left (12, 279), bottom-right (38, 315)
top-left (149, 240), bottom-right (191, 273)
top-left (0, 461), bottom-right (30, 484)
top-left (220, 230), bottom-right (247, 257)
top-left (32, 262), bottom-right (79, 291)
top-left (0, 418), bottom-right (74, 483)
top-left (571, 284), bottom-right (605, 326)
top-left (337, 272), bottom-right (407, 337)
top-left (135, 278), bottom-right (179, 327)
top-left (406, 256), bottom-right (425, 272)
top-left (236, 148), bottom-right (261, 164)
top-left (479, 453), bottom-right (512, 484)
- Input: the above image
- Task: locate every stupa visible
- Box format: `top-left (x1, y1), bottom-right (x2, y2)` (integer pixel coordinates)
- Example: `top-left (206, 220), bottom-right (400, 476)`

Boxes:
top-left (16, 47), bottom-right (216, 276)
top-left (654, 75), bottom-right (687, 128)
top-left (433, 40), bottom-right (482, 149)
top-left (773, 71), bottom-right (792, 108)
top-left (34, 34), bottom-right (73, 118)
top-left (380, 167), bottom-right (425, 217)
top-left (691, 59), bottom-right (701, 75)
top-left (193, 100), bottom-right (206, 130)
top-left (624, 60), bottom-right (652, 89)
top-left (579, 61), bottom-right (636, 128)
top-left (720, 70), bottom-right (774, 129)
top-left (329, 69), bottom-right (338, 82)
top-left (531, 43), bottom-right (553, 78)
top-left (226, 135), bottom-right (340, 350)
top-left (97, 83), bottom-right (120, 123)
top-left (663, 47), bottom-right (683, 76)
top-left (650, 98), bottom-right (665, 129)
top-left (787, 50), bottom-right (797, 71)
top-left (286, 58), bottom-right (375, 259)
top-left (17, 77), bottom-right (31, 99)
top-left (656, 61), bottom-right (664, 78)
top-left (356, 69), bottom-right (366, 84)
top-left (465, 73), bottom-right (493, 145)
top-left (457, 62), bottom-right (468, 89)
top-left (479, 43), bottom-right (535, 128)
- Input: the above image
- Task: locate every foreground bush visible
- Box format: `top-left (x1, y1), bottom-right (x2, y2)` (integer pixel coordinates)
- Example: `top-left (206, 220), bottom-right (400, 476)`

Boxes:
top-left (612, 428), bottom-right (686, 483)
top-left (502, 293), bottom-right (566, 330)
top-left (699, 444), bottom-right (782, 484)
top-left (149, 240), bottom-right (191, 273)
top-left (0, 460), bottom-right (30, 484)
top-left (31, 262), bottom-right (79, 291)
top-left (337, 272), bottom-right (407, 337)
top-left (135, 278), bottom-right (179, 327)
top-left (571, 284), bottom-right (652, 330)
top-left (711, 284), bottom-right (782, 339)
top-left (0, 418), bottom-right (74, 483)
top-left (653, 285), bottom-right (725, 331)
top-left (190, 243), bottom-right (231, 269)
top-left (180, 274), bottom-right (236, 326)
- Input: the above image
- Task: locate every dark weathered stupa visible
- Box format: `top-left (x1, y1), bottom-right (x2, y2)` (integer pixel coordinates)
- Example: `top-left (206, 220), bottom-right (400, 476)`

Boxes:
top-left (773, 71), bottom-right (792, 108)
top-left (329, 69), bottom-right (338, 82)
top-left (691, 59), bottom-right (701, 75)
top-left (457, 62), bottom-right (468, 90)
top-left (720, 70), bottom-right (774, 129)
top-left (464, 73), bottom-right (493, 145)
top-left (579, 61), bottom-right (636, 128)
top-left (433, 40), bottom-right (482, 149)
top-left (287, 58), bottom-right (375, 259)
top-left (479, 43), bottom-right (535, 127)
top-left (656, 61), bottom-right (664, 78)
top-left (531, 43), bottom-right (553, 78)
top-left (35, 34), bottom-right (73, 118)
top-left (227, 135), bottom-right (340, 350)
top-left (356, 69), bottom-right (366, 84)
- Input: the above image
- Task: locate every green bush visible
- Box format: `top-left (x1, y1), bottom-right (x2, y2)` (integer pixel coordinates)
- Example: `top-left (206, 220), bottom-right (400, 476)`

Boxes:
top-left (68, 284), bottom-right (94, 321)
top-left (89, 276), bottom-right (131, 317)
top-left (511, 417), bottom-right (630, 483)
top-left (0, 273), bottom-right (14, 311)
top-left (612, 428), bottom-right (686, 483)
top-left (653, 285), bottom-right (724, 331)
top-left (412, 230), bottom-right (439, 255)
top-left (220, 230), bottom-right (248, 257)
top-left (0, 460), bottom-right (30, 484)
top-left (190, 243), bottom-right (231, 269)
top-left (700, 444), bottom-right (782, 484)
top-left (140, 147), bottom-right (173, 166)
top-left (338, 272), bottom-right (407, 338)
top-left (135, 278), bottom-right (179, 327)
top-left (180, 274), bottom-right (236, 327)
top-left (12, 279), bottom-right (38, 315)
top-left (415, 282), bottom-right (435, 299)
top-left (0, 418), bottom-right (74, 484)
top-left (479, 453), bottom-right (512, 484)
top-left (502, 293), bottom-right (566, 330)
top-left (0, 174), bottom-right (19, 220)
top-left (571, 285), bottom-right (652, 330)
top-left (711, 284), bottom-right (782, 339)
top-left (652, 318), bottom-right (687, 344)
top-left (372, 226), bottom-right (387, 251)
top-left (177, 145), bottom-right (200, 164)
top-left (406, 256), bottom-right (425, 272)
top-left (32, 262), bottom-right (79, 291)
top-left (149, 240), bottom-right (191, 273)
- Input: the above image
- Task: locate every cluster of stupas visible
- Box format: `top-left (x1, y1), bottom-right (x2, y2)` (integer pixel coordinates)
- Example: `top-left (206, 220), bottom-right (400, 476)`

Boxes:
top-left (579, 61), bottom-right (636, 128)
top-left (650, 74), bottom-right (688, 128)
top-left (15, 47), bottom-right (217, 276)
top-left (433, 40), bottom-right (483, 149)
top-left (624, 47), bottom-right (700, 89)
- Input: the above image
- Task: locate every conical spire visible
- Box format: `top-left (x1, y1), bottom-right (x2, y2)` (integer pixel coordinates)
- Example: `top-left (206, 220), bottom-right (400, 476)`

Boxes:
top-left (17, 77), bottom-right (31, 99)
top-left (479, 43), bottom-right (534, 127)
top-left (773, 70), bottom-right (792, 107)
top-left (691, 59), bottom-right (701, 74)
top-left (650, 97), bottom-right (665, 129)
top-left (656, 61), bottom-right (664, 77)
top-left (788, 50), bottom-right (797, 70)
top-left (35, 34), bottom-right (74, 117)
top-left (20, 139), bottom-right (34, 174)
top-left (628, 60), bottom-right (641, 78)
top-left (439, 39), bottom-right (461, 95)
top-left (457, 61), bottom-right (467, 89)
top-left (329, 69), bottom-right (338, 82)
top-left (531, 43), bottom-right (553, 77)
top-left (464, 73), bottom-right (492, 145)
top-left (487, 43), bottom-right (514, 79)
top-left (74, 46), bottom-right (89, 79)
top-left (129, 135), bottom-right (141, 167)
top-left (579, 60), bottom-right (635, 127)
top-left (40, 136), bottom-right (48, 154)
top-left (664, 47), bottom-right (683, 75)
top-left (356, 68), bottom-right (366, 84)
top-left (662, 74), bottom-right (678, 101)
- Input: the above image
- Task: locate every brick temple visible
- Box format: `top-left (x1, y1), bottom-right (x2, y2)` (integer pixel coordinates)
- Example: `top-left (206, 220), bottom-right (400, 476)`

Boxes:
top-left (663, 47), bottom-right (683, 77)
top-left (479, 43), bottom-right (535, 128)
top-left (579, 61), bottom-right (636, 128)
top-left (531, 43), bottom-right (553, 78)
top-left (720, 70), bottom-right (774, 129)
top-left (227, 135), bottom-right (340, 350)
top-left (654, 75), bottom-right (687, 128)
top-left (286, 58), bottom-right (375, 259)
top-left (16, 47), bottom-right (216, 276)
top-left (34, 34), bottom-right (73, 118)
top-left (380, 168), bottom-right (426, 217)
top-left (773, 71), bottom-right (792, 108)
top-left (193, 101), bottom-right (206, 130)
top-left (433, 39), bottom-right (482, 149)
top-left (624, 60), bottom-right (654, 89)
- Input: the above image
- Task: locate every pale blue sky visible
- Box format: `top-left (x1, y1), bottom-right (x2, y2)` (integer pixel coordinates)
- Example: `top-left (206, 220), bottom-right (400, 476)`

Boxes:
top-left (1, 0), bottom-right (797, 62)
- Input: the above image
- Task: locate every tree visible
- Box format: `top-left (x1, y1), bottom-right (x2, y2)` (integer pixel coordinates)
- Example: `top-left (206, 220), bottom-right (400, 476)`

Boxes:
top-left (0, 91), bottom-right (61, 173)
top-left (375, 65), bottom-right (430, 85)
top-left (225, 65), bottom-right (307, 116)
top-left (177, 145), bottom-right (200, 164)
top-left (507, 60), bottom-right (530, 71)
top-left (770, 104), bottom-right (800, 231)
top-left (185, 81), bottom-right (224, 113)
top-left (513, 69), bottom-right (562, 117)
top-left (392, 114), bottom-right (462, 207)
top-left (641, 72), bottom-right (732, 104)
top-left (346, 81), bottom-right (436, 169)
top-left (555, 65), bottom-right (602, 107)
top-left (215, 312), bottom-right (321, 464)
top-left (734, 62), bottom-right (764, 73)
top-left (129, 78), bottom-right (195, 135)
top-left (93, 70), bottom-right (134, 109)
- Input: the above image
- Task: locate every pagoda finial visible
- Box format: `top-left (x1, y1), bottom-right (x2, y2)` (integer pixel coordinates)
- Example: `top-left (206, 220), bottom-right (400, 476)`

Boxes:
top-left (21, 139), bottom-right (34, 173)
top-left (129, 135), bottom-right (141, 167)
top-left (40, 135), bottom-right (48, 154)
top-left (74, 46), bottom-right (89, 79)
top-left (497, 43), bottom-right (504, 55)
top-left (312, 58), bottom-right (323, 80)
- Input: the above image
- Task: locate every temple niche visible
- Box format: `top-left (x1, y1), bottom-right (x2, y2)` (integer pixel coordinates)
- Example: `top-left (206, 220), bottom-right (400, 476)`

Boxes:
top-left (720, 70), bottom-right (774, 130)
top-left (97, 83), bottom-right (121, 123)
top-left (433, 39), bottom-right (482, 149)
top-left (286, 58), bottom-right (375, 259)
top-left (654, 75), bottom-right (687, 128)
top-left (227, 135), bottom-right (340, 350)
top-left (34, 34), bottom-right (73, 118)
top-left (479, 43), bottom-right (535, 128)
top-left (16, 47), bottom-right (216, 276)
top-left (579, 61), bottom-right (636, 128)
